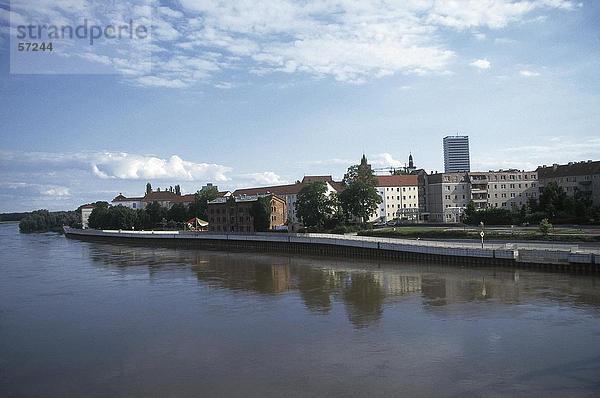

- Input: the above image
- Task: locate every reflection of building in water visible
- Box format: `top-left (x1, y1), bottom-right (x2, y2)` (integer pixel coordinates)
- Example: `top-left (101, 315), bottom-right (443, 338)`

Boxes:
top-left (271, 265), bottom-right (290, 293)
top-left (372, 272), bottom-right (421, 296)
top-left (193, 257), bottom-right (291, 294)
top-left (421, 271), bottom-right (522, 307)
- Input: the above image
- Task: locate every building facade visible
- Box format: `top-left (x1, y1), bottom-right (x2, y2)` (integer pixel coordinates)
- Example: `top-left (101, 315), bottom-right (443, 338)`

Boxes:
top-left (370, 175), bottom-right (420, 223)
top-left (537, 161), bottom-right (600, 205)
top-left (80, 204), bottom-right (96, 229)
top-left (232, 176), bottom-right (343, 231)
top-left (484, 170), bottom-right (538, 210)
top-left (425, 172), bottom-right (471, 223)
top-left (443, 135), bottom-right (470, 172)
top-left (206, 194), bottom-right (287, 233)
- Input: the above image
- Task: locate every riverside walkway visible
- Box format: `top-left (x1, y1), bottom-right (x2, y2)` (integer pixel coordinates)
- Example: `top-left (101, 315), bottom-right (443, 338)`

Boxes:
top-left (64, 227), bottom-right (600, 272)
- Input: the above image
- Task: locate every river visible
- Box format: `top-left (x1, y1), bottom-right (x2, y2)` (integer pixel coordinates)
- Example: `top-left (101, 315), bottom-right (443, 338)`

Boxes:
top-left (1, 223), bottom-right (599, 397)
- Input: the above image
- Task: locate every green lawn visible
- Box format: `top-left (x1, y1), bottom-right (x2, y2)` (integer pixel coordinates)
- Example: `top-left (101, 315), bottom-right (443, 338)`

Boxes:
top-left (359, 226), bottom-right (600, 242)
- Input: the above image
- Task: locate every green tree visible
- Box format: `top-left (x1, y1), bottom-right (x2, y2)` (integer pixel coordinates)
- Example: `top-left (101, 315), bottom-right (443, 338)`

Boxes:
top-left (464, 201), bottom-right (477, 224)
top-left (145, 201), bottom-right (168, 228)
top-left (167, 203), bottom-right (187, 222)
top-left (188, 185), bottom-right (220, 220)
top-left (339, 156), bottom-right (382, 223)
top-left (539, 218), bottom-right (553, 235)
top-left (250, 196), bottom-right (272, 232)
top-left (296, 181), bottom-right (333, 229)
top-left (88, 202), bottom-right (110, 229)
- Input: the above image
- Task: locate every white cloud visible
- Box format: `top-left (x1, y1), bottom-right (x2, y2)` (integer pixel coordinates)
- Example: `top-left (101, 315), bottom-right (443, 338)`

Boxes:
top-left (240, 172), bottom-right (286, 185)
top-left (0, 182), bottom-right (71, 198)
top-left (0, 150), bottom-right (232, 182)
top-left (470, 58), bottom-right (491, 69)
top-left (4, 0), bottom-right (578, 87)
top-left (43, 187), bottom-right (71, 197)
top-left (472, 136), bottom-right (600, 170)
top-left (370, 153), bottom-right (406, 168)
top-left (519, 69), bottom-right (540, 77)
top-left (90, 153), bottom-right (231, 181)
top-left (427, 0), bottom-right (578, 29)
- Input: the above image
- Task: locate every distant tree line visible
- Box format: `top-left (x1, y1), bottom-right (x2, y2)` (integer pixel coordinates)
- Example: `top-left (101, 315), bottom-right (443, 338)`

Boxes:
top-left (19, 210), bottom-right (82, 233)
top-left (0, 212), bottom-right (31, 222)
top-left (464, 181), bottom-right (600, 225)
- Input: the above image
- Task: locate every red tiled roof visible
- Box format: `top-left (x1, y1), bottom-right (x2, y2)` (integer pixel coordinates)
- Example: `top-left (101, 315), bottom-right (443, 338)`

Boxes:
top-left (376, 175), bottom-right (418, 187)
top-left (171, 194), bottom-right (196, 203)
top-left (302, 175), bottom-right (333, 184)
top-left (142, 191), bottom-right (178, 202)
top-left (80, 204), bottom-right (96, 209)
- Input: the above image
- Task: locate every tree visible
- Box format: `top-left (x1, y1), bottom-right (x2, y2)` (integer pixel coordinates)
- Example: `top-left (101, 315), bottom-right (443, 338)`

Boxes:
top-left (464, 201), bottom-right (477, 224)
top-left (188, 185), bottom-right (220, 220)
top-left (250, 196), bottom-right (272, 232)
top-left (339, 181), bottom-right (382, 223)
top-left (339, 156), bottom-right (382, 223)
top-left (145, 201), bottom-right (168, 228)
top-left (296, 181), bottom-right (333, 229)
top-left (539, 218), bottom-right (553, 235)
top-left (88, 202), bottom-right (110, 229)
top-left (167, 203), bottom-right (187, 222)
top-left (342, 154), bottom-right (377, 186)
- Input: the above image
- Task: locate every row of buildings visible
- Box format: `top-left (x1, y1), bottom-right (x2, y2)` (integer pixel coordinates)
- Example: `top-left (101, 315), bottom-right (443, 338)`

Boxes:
top-left (82, 133), bottom-right (600, 231)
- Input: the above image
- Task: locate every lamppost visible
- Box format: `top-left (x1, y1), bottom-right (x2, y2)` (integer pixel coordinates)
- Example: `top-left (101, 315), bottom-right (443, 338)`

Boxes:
top-left (479, 221), bottom-right (485, 249)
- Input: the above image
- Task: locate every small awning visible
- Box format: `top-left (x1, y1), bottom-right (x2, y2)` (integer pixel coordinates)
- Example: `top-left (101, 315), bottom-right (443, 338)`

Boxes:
top-left (186, 217), bottom-right (209, 227)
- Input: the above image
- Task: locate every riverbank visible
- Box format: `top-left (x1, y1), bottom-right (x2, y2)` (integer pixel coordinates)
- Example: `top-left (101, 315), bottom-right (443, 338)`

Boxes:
top-left (360, 226), bottom-right (600, 242)
top-left (64, 227), bottom-right (600, 272)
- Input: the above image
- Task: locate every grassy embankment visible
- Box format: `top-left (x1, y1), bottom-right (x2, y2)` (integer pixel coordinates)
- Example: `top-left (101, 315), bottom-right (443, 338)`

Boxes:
top-left (358, 226), bottom-right (600, 242)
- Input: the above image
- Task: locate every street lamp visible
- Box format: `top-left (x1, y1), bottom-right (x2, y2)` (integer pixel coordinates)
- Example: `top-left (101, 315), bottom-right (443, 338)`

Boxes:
top-left (479, 221), bottom-right (485, 249)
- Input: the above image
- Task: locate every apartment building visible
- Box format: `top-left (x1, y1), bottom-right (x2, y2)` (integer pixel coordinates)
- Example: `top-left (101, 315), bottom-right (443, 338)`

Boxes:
top-left (484, 170), bottom-right (538, 210)
top-left (425, 172), bottom-right (471, 223)
top-left (206, 194), bottom-right (286, 233)
top-left (537, 161), bottom-right (600, 205)
top-left (370, 175), bottom-right (420, 223)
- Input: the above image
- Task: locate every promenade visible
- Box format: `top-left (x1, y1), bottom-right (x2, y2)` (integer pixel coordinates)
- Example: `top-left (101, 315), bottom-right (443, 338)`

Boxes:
top-left (64, 227), bottom-right (600, 272)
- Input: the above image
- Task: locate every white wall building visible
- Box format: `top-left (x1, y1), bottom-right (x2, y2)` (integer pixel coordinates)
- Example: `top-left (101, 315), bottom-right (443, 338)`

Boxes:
top-left (80, 204), bottom-right (96, 229)
top-left (370, 175), bottom-right (420, 223)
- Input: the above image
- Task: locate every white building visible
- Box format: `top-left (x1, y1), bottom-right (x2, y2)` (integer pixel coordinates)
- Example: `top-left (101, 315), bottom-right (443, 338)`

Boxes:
top-left (370, 175), bottom-right (420, 223)
top-left (80, 204), bottom-right (96, 229)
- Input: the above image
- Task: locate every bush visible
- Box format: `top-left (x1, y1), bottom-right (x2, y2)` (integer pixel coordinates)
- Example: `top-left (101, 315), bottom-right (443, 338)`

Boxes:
top-left (539, 218), bottom-right (553, 235)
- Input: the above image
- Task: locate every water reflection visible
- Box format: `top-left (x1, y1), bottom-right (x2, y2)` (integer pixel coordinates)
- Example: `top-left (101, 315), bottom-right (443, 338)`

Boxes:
top-left (87, 243), bottom-right (600, 328)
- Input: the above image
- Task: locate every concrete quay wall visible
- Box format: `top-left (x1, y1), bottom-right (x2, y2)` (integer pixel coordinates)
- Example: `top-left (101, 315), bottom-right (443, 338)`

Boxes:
top-left (63, 228), bottom-right (599, 272)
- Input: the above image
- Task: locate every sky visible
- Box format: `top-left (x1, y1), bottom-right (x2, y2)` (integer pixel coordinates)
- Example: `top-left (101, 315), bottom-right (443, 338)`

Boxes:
top-left (0, 0), bottom-right (599, 212)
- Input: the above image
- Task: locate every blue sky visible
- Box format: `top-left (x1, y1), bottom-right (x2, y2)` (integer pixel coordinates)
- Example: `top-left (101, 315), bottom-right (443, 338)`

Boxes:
top-left (0, 0), bottom-right (599, 212)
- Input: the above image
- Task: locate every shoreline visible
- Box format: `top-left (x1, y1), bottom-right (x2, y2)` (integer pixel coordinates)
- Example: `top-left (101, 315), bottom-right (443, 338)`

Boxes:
top-left (64, 227), bottom-right (600, 273)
